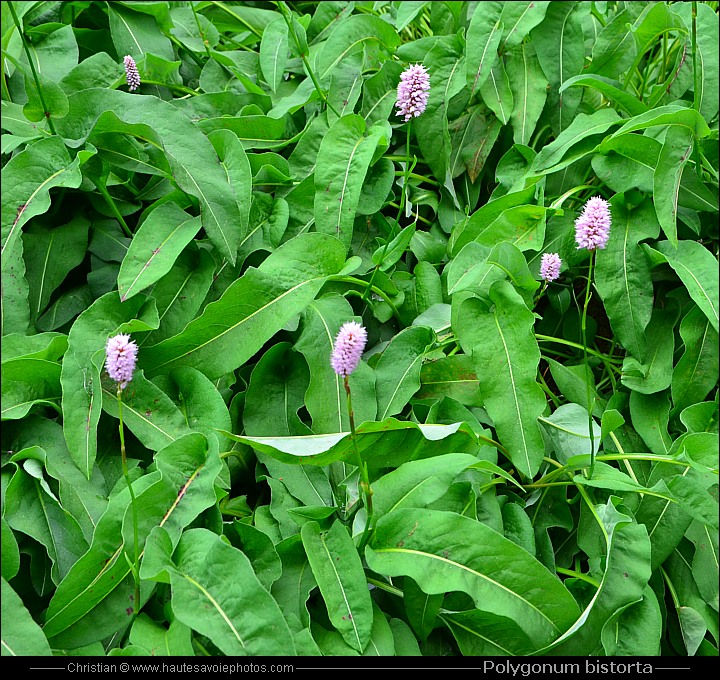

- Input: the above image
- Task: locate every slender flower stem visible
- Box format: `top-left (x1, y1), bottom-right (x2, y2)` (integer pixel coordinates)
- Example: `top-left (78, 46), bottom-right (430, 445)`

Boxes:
top-left (95, 180), bottom-right (133, 238)
top-left (691, 2), bottom-right (699, 111)
top-left (8, 2), bottom-right (57, 135)
top-left (118, 386), bottom-right (140, 617)
top-left (345, 376), bottom-right (374, 551)
top-left (190, 2), bottom-right (213, 60)
top-left (581, 251), bottom-right (597, 475)
top-left (535, 334), bottom-right (623, 363)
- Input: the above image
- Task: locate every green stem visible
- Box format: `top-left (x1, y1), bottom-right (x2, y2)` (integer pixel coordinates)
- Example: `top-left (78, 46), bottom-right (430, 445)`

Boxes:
top-left (139, 79), bottom-right (199, 96)
top-left (345, 376), bottom-right (374, 552)
top-left (555, 567), bottom-right (600, 589)
top-left (393, 170), bottom-right (441, 187)
top-left (191, 2), bottom-right (213, 60)
top-left (118, 387), bottom-right (140, 618)
top-left (8, 2), bottom-right (57, 135)
top-left (581, 251), bottom-right (597, 475)
top-left (535, 334), bottom-right (622, 363)
top-left (209, 0), bottom-right (263, 38)
top-left (95, 181), bottom-right (133, 238)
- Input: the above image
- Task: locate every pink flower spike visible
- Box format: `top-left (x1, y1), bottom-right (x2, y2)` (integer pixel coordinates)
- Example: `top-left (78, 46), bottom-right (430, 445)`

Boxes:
top-left (575, 196), bottom-right (611, 250)
top-left (123, 55), bottom-right (141, 92)
top-left (105, 333), bottom-right (138, 389)
top-left (331, 321), bottom-right (368, 378)
top-left (540, 253), bottom-right (562, 282)
top-left (395, 64), bottom-right (430, 122)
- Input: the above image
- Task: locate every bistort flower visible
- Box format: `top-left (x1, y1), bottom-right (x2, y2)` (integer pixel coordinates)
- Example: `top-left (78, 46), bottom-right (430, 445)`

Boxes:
top-left (575, 197), bottom-right (611, 250)
top-left (540, 253), bottom-right (562, 282)
top-left (331, 321), bottom-right (368, 378)
top-left (124, 55), bottom-right (141, 92)
top-left (396, 64), bottom-right (430, 122)
top-left (106, 333), bottom-right (138, 388)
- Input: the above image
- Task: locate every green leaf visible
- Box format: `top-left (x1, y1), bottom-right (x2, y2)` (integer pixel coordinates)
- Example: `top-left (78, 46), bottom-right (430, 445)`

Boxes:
top-left (314, 115), bottom-right (390, 250)
top-left (108, 2), bottom-right (174, 62)
top-left (507, 43), bottom-right (547, 146)
top-left (416, 355), bottom-right (481, 408)
top-left (609, 104), bottom-right (711, 140)
top-left (547, 359), bottom-right (604, 418)
top-left (672, 306), bottom-right (719, 414)
top-left (1, 577), bottom-right (52, 656)
top-left (588, 9), bottom-right (637, 77)
top-left (652, 240), bottom-right (719, 333)
top-left (1, 519), bottom-right (20, 581)
top-left (55, 89), bottom-right (243, 264)
top-left (442, 608), bottom-right (537, 655)
top-left (403, 577), bottom-right (442, 643)
top-left (294, 295), bottom-right (377, 434)
top-left (531, 2), bottom-right (586, 134)
top-left (540, 403), bottom-right (602, 464)
top-left (600, 585), bottom-right (662, 655)
top-left (260, 17), bottom-right (289, 93)
top-left (499, 1), bottom-right (550, 49)
top-left (1, 357), bottom-right (61, 420)
top-left (465, 1), bottom-right (503, 97)
top-left (316, 15), bottom-right (401, 80)
top-left (366, 508), bottom-right (580, 650)
top-left (560, 74), bottom-right (649, 117)
top-left (154, 527), bottom-right (296, 655)
top-left (301, 521), bottom-right (372, 653)
top-left (480, 58), bottom-right (514, 126)
top-left (375, 326), bottom-right (433, 421)
top-left (630, 390), bottom-right (673, 455)
top-left (61, 292), bottom-right (158, 477)
top-left (456, 280), bottom-right (546, 477)
top-left (141, 233), bottom-right (347, 380)
top-left (118, 204), bottom-right (201, 302)
top-left (654, 125), bottom-right (694, 247)
top-left (271, 536), bottom-right (317, 631)
top-left (595, 197), bottom-right (659, 359)
top-left (621, 302), bottom-right (678, 395)
top-left (220, 418), bottom-right (480, 470)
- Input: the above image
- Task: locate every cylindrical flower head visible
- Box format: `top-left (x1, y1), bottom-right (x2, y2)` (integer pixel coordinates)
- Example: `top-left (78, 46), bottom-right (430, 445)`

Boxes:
top-left (330, 321), bottom-right (368, 377)
top-left (575, 196), bottom-right (611, 250)
top-left (124, 55), bottom-right (141, 92)
top-left (106, 333), bottom-right (138, 388)
top-left (540, 253), bottom-right (562, 282)
top-left (396, 64), bottom-right (430, 122)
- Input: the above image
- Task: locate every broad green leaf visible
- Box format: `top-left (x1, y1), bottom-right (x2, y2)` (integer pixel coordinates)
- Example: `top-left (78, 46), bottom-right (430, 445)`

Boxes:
top-left (672, 306), bottom-right (719, 414)
top-left (531, 2), bottom-right (586, 133)
top-left (609, 104), bottom-right (711, 140)
top-left (363, 602), bottom-right (395, 656)
top-left (118, 204), bottom-right (201, 302)
top-left (271, 536), bottom-right (317, 631)
top-left (540, 403), bottom-right (602, 464)
top-left (451, 107), bottom-right (502, 183)
top-left (683, 2), bottom-right (719, 122)
top-left (1, 357), bottom-right (61, 420)
top-left (61, 292), bottom-right (158, 477)
top-left (686, 521), bottom-right (719, 613)
top-left (539, 500), bottom-right (652, 655)
top-left (301, 521), bottom-right (372, 652)
top-left (442, 609), bottom-right (536, 655)
top-left (108, 2), bottom-right (174, 62)
top-left (621, 302), bottom-right (678, 395)
top-left (1, 136), bottom-right (82, 275)
top-left (630, 390), bottom-right (673, 455)
top-left (4, 456), bottom-right (88, 585)
top-left (154, 527), bottom-right (295, 655)
top-left (403, 577), bottom-right (442, 643)
top-left (652, 241), bottom-right (719, 333)
top-left (45, 434), bottom-right (221, 644)
top-left (128, 615), bottom-right (194, 657)
top-left (507, 43), bottom-right (547, 146)
top-left (20, 67), bottom-right (69, 123)
top-left (456, 280), bottom-right (546, 478)
top-left (1, 519), bottom-right (20, 581)
top-left (294, 295), bottom-right (377, 434)
top-left (1, 578), bottom-right (52, 656)
top-left (141, 233), bottom-right (346, 380)
top-left (416, 355), bottom-right (481, 408)
top-left (479, 58), bottom-right (513, 126)
top-left (168, 6), bottom-right (219, 53)
top-left (228, 522), bottom-right (282, 592)
top-left (366, 508), bottom-right (580, 650)
top-left (600, 586), bottom-right (662, 656)
top-left (389, 617), bottom-right (422, 656)
top-left (372, 222), bottom-right (416, 271)
top-left (499, 1), bottom-right (550, 49)
top-left (532, 109), bottom-right (621, 174)
top-left (560, 74), bottom-right (648, 117)
top-left (220, 418), bottom-right (480, 470)
top-left (654, 125), bottom-right (694, 247)
top-left (314, 115), bottom-right (390, 250)
top-left (360, 60), bottom-right (403, 126)
top-left (375, 326), bottom-right (433, 421)
top-left (546, 359), bottom-right (604, 418)
top-left (588, 9), bottom-right (637, 77)
top-left (23, 216), bottom-right (89, 323)
top-left (465, 1), bottom-right (503, 97)
top-left (595, 197), bottom-right (659, 359)
top-left (316, 15), bottom-right (401, 80)
top-left (55, 89), bottom-right (243, 264)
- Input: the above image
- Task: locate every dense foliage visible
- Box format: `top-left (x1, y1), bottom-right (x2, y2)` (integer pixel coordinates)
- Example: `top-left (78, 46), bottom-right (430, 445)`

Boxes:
top-left (1, 0), bottom-right (718, 659)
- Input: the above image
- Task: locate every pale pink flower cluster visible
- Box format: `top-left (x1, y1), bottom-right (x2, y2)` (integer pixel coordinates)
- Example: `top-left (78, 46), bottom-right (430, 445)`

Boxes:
top-left (124, 55), bottom-right (140, 92)
top-left (330, 322), bottom-right (367, 377)
top-left (540, 253), bottom-right (562, 282)
top-left (395, 64), bottom-right (430, 122)
top-left (575, 197), bottom-right (611, 250)
top-left (105, 333), bottom-right (138, 388)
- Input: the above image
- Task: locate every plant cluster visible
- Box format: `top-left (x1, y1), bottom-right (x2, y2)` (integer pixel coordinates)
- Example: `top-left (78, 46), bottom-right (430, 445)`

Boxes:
top-left (1, 0), bottom-right (718, 659)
